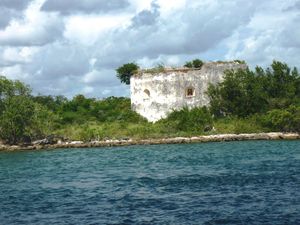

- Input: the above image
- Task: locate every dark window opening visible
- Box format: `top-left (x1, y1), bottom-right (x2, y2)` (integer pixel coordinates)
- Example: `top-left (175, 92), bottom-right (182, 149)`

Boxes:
top-left (186, 88), bottom-right (195, 97)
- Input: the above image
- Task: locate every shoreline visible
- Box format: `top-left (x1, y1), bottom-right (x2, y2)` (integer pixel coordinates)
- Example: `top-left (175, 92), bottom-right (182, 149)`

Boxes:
top-left (0, 132), bottom-right (299, 152)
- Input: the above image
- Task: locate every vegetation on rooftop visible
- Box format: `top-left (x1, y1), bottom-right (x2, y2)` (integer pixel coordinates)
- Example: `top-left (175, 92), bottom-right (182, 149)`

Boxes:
top-left (115, 59), bottom-right (247, 84)
top-left (184, 59), bottom-right (204, 69)
top-left (142, 63), bottom-right (166, 74)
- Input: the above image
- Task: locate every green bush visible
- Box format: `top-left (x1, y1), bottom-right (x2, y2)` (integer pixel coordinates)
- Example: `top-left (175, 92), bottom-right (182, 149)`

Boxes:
top-left (29, 103), bottom-right (60, 140)
top-left (184, 59), bottom-right (204, 69)
top-left (261, 105), bottom-right (300, 132)
top-left (161, 107), bottom-right (213, 133)
top-left (143, 64), bottom-right (166, 74)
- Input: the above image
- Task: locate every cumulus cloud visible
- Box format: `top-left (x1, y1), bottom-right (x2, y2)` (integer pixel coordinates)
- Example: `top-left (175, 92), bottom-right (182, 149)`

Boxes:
top-left (0, 0), bottom-right (64, 46)
top-left (1, 0), bottom-right (300, 98)
top-left (225, 0), bottom-right (300, 68)
top-left (0, 0), bottom-right (34, 28)
top-left (93, 0), bottom-right (260, 71)
top-left (41, 0), bottom-right (130, 14)
top-left (0, 18), bottom-right (64, 46)
top-left (0, 8), bottom-right (17, 29)
top-left (27, 43), bottom-right (90, 79)
top-left (131, 1), bottom-right (160, 27)
top-left (0, 0), bottom-right (33, 10)
top-left (0, 46), bottom-right (38, 66)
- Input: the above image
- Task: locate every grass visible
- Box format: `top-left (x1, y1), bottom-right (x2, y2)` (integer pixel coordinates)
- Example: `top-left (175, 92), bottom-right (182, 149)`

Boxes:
top-left (53, 116), bottom-right (270, 141)
top-left (212, 116), bottom-right (269, 134)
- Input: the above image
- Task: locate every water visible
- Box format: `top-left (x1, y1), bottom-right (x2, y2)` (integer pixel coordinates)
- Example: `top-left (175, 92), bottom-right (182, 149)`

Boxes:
top-left (0, 141), bottom-right (299, 225)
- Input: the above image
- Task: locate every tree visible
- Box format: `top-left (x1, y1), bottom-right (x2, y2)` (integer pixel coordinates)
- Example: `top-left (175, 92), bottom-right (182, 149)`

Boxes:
top-left (0, 76), bottom-right (31, 113)
top-left (0, 96), bottom-right (35, 144)
top-left (29, 103), bottom-right (59, 140)
top-left (0, 76), bottom-right (34, 143)
top-left (0, 76), bottom-right (56, 143)
top-left (207, 61), bottom-right (300, 118)
top-left (207, 68), bottom-right (268, 117)
top-left (116, 63), bottom-right (139, 85)
top-left (265, 61), bottom-right (299, 99)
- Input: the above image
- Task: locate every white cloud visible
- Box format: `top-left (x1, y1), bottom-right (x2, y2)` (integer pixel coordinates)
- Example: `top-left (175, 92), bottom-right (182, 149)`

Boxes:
top-left (0, 0), bottom-right (300, 98)
top-left (225, 0), bottom-right (300, 68)
top-left (41, 0), bottom-right (130, 14)
top-left (64, 14), bottom-right (131, 45)
top-left (0, 0), bottom-right (63, 46)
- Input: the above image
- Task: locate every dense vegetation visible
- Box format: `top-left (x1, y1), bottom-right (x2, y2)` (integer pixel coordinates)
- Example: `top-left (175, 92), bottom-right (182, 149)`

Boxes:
top-left (0, 60), bottom-right (299, 144)
top-left (207, 60), bottom-right (300, 132)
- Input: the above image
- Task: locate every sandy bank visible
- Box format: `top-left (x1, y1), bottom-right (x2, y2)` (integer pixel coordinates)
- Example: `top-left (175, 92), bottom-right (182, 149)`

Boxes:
top-left (0, 132), bottom-right (299, 152)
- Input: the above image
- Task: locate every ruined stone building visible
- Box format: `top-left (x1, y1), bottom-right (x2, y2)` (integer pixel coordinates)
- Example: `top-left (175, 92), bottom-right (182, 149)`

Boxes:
top-left (130, 62), bottom-right (247, 122)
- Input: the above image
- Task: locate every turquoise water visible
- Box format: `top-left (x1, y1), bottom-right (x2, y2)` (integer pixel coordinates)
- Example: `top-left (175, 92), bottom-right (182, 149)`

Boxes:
top-left (0, 141), bottom-right (299, 225)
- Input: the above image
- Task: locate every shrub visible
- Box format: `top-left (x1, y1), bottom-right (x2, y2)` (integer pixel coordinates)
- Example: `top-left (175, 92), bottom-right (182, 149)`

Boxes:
top-left (261, 105), bottom-right (300, 132)
top-left (184, 59), bottom-right (204, 69)
top-left (161, 107), bottom-right (213, 133)
top-left (143, 64), bottom-right (166, 74)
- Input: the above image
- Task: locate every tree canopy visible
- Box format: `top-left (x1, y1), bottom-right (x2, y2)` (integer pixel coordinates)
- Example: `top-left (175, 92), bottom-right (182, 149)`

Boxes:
top-left (116, 62), bottom-right (139, 85)
top-left (207, 60), bottom-right (300, 118)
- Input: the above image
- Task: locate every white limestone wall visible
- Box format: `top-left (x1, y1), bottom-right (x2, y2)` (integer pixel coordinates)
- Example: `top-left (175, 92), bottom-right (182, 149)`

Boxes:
top-left (130, 62), bottom-right (247, 122)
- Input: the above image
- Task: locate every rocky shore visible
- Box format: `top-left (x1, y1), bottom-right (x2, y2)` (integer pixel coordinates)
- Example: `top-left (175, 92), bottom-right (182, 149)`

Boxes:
top-left (0, 132), bottom-right (299, 152)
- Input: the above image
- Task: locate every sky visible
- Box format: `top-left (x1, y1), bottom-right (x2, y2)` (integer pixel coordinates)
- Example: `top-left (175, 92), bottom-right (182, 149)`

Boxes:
top-left (0, 0), bottom-right (300, 98)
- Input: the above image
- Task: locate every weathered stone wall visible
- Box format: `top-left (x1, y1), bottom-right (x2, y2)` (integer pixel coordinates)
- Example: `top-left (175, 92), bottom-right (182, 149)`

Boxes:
top-left (130, 62), bottom-right (247, 122)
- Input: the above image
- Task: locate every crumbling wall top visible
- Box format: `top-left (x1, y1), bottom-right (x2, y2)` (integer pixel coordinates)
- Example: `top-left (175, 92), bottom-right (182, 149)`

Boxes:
top-left (133, 61), bottom-right (247, 77)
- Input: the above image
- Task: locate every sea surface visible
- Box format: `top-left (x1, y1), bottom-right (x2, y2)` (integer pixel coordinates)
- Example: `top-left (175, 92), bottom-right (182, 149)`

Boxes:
top-left (0, 141), bottom-right (299, 225)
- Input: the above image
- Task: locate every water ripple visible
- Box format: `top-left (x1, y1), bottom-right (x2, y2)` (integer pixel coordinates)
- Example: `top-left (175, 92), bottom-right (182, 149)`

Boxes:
top-left (0, 140), bottom-right (299, 224)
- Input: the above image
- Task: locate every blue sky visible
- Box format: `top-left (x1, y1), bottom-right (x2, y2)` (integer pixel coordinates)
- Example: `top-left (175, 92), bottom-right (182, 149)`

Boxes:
top-left (0, 0), bottom-right (299, 98)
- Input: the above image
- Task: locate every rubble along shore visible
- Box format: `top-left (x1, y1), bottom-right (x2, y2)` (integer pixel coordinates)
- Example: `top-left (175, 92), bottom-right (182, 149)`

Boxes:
top-left (0, 132), bottom-right (299, 152)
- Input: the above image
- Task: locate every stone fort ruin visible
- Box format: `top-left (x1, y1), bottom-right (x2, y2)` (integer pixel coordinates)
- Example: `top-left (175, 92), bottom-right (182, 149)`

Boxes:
top-left (130, 61), bottom-right (247, 122)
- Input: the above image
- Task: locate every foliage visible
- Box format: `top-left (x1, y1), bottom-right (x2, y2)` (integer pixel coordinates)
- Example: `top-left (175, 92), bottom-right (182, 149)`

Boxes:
top-left (57, 96), bottom-right (146, 124)
top-left (29, 103), bottom-right (60, 140)
top-left (233, 60), bottom-right (246, 64)
top-left (207, 68), bottom-right (268, 117)
top-left (0, 76), bottom-right (59, 144)
top-left (143, 64), bottom-right (166, 74)
top-left (261, 106), bottom-right (300, 132)
top-left (184, 59), bottom-right (204, 69)
top-left (207, 61), bottom-right (300, 118)
top-left (31, 95), bottom-right (67, 112)
top-left (0, 76), bottom-right (31, 112)
top-left (91, 96), bottom-right (146, 123)
top-left (160, 107), bottom-right (213, 133)
top-left (0, 60), bottom-right (300, 144)
top-left (0, 76), bottom-right (31, 98)
top-left (116, 62), bottom-right (139, 85)
top-left (0, 96), bottom-right (35, 144)
top-left (264, 61), bottom-right (299, 99)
